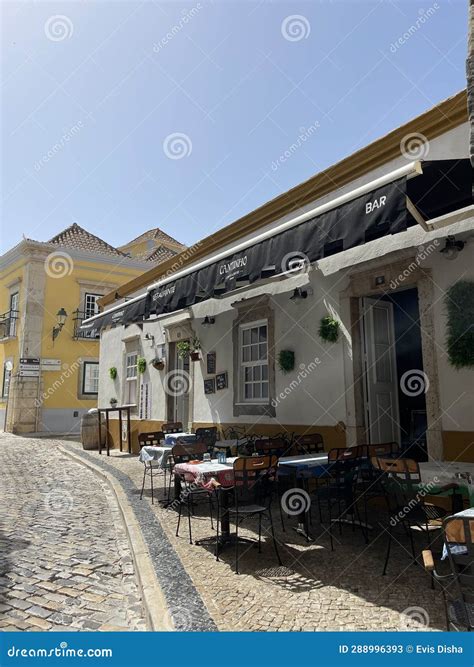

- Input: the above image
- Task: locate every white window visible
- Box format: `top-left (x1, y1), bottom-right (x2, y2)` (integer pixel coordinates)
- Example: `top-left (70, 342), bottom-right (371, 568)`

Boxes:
top-left (2, 362), bottom-right (12, 398)
top-left (240, 320), bottom-right (269, 403)
top-left (124, 352), bottom-right (138, 405)
top-left (84, 293), bottom-right (101, 319)
top-left (82, 362), bottom-right (99, 395)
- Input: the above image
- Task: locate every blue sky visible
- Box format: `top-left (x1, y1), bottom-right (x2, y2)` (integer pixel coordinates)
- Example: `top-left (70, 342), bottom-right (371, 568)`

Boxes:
top-left (1, 0), bottom-right (468, 253)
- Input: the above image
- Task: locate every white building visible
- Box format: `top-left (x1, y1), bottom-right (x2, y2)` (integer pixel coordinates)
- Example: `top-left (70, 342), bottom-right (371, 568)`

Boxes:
top-left (87, 91), bottom-right (473, 462)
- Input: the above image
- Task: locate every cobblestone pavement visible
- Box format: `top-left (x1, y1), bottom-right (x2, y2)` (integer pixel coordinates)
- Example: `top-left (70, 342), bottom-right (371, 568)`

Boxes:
top-left (63, 440), bottom-right (447, 632)
top-left (0, 434), bottom-right (146, 632)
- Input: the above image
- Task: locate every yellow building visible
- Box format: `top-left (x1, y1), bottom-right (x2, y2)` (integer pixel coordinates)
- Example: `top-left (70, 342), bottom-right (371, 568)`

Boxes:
top-left (0, 223), bottom-right (183, 435)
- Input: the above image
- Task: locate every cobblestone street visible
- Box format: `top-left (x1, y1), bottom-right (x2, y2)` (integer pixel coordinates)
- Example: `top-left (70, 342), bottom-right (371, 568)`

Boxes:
top-left (0, 434), bottom-right (146, 632)
top-left (61, 440), bottom-right (446, 633)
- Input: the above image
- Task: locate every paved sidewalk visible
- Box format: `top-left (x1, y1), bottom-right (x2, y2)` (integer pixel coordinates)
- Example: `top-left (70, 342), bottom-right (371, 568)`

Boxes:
top-left (62, 440), bottom-right (447, 632)
top-left (0, 434), bottom-right (146, 632)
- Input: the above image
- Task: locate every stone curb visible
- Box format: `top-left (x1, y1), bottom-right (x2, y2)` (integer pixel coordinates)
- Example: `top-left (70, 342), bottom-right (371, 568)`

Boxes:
top-left (58, 445), bottom-right (171, 631)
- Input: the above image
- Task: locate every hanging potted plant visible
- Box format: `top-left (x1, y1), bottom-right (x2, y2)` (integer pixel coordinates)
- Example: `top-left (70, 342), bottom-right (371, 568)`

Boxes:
top-left (319, 316), bottom-right (340, 343)
top-left (109, 367), bottom-right (117, 380)
top-left (151, 357), bottom-right (165, 371)
top-left (190, 336), bottom-right (201, 362)
top-left (137, 357), bottom-right (147, 374)
top-left (177, 340), bottom-right (191, 359)
top-left (277, 350), bottom-right (295, 374)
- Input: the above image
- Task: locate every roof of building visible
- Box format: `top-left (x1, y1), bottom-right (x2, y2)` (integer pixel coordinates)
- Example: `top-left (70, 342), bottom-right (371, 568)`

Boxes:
top-left (48, 223), bottom-right (126, 257)
top-left (143, 245), bottom-right (178, 263)
top-left (99, 90), bottom-right (469, 307)
top-left (119, 227), bottom-right (185, 250)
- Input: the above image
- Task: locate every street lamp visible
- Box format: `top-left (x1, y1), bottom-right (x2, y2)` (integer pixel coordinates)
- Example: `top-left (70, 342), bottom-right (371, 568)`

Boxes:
top-left (52, 308), bottom-right (68, 341)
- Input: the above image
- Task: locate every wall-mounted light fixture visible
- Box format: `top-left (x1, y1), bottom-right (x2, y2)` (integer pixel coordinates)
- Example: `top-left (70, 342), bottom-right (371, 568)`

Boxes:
top-left (202, 316), bottom-right (215, 326)
top-left (144, 332), bottom-right (155, 346)
top-left (290, 288), bottom-right (308, 301)
top-left (52, 308), bottom-right (68, 341)
top-left (440, 235), bottom-right (465, 260)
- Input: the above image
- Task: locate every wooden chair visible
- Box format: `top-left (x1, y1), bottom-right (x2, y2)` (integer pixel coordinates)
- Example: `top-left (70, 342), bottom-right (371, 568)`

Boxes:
top-left (217, 455), bottom-right (282, 573)
top-left (138, 431), bottom-right (164, 449)
top-left (423, 515), bottom-right (474, 630)
top-left (162, 421), bottom-right (183, 434)
top-left (292, 433), bottom-right (324, 455)
top-left (195, 427), bottom-right (218, 454)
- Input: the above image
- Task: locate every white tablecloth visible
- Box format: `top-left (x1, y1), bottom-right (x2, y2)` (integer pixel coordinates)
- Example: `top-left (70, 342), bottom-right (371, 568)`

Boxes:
top-left (139, 445), bottom-right (173, 468)
top-left (164, 432), bottom-right (198, 445)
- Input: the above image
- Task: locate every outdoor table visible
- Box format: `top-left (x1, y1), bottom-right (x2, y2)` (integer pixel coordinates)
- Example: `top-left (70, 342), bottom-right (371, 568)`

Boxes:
top-left (173, 458), bottom-right (237, 546)
top-left (164, 432), bottom-right (198, 445)
top-left (278, 454), bottom-right (330, 541)
top-left (139, 444), bottom-right (173, 469)
top-left (419, 461), bottom-right (474, 509)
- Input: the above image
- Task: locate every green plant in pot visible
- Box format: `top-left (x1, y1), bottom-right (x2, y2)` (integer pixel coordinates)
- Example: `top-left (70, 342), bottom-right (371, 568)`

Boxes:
top-left (319, 316), bottom-right (340, 343)
top-left (110, 397), bottom-right (118, 407)
top-left (137, 357), bottom-right (147, 374)
top-left (446, 280), bottom-right (474, 369)
top-left (109, 366), bottom-right (117, 380)
top-left (176, 340), bottom-right (191, 359)
top-left (278, 349), bottom-right (295, 374)
top-left (190, 336), bottom-right (201, 361)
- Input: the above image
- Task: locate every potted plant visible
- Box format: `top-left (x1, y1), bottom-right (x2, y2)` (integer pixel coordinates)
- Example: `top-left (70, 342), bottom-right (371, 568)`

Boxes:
top-left (110, 397), bottom-right (118, 407)
top-left (137, 357), bottom-right (147, 374)
top-left (151, 357), bottom-right (165, 370)
top-left (277, 349), bottom-right (295, 374)
top-left (109, 367), bottom-right (117, 380)
top-left (190, 336), bottom-right (201, 361)
top-left (319, 316), bottom-right (340, 343)
top-left (177, 340), bottom-right (191, 359)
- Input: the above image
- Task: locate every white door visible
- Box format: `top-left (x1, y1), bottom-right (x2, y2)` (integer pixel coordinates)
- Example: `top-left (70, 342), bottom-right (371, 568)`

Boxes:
top-left (362, 297), bottom-right (400, 444)
top-left (168, 343), bottom-right (190, 427)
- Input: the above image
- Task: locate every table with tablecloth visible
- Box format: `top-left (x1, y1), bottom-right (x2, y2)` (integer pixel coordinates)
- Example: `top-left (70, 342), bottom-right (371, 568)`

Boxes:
top-left (139, 445), bottom-right (173, 469)
top-left (164, 432), bottom-right (199, 445)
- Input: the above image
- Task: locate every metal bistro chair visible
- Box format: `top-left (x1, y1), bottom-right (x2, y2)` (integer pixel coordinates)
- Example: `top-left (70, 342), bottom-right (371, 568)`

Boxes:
top-left (313, 447), bottom-right (363, 550)
top-left (174, 441), bottom-right (215, 544)
top-left (356, 443), bottom-right (398, 530)
top-left (372, 457), bottom-right (452, 576)
top-left (292, 432), bottom-right (325, 455)
top-left (138, 431), bottom-right (166, 505)
top-left (423, 515), bottom-right (474, 631)
top-left (195, 427), bottom-right (218, 455)
top-left (162, 421), bottom-right (183, 434)
top-left (217, 455), bottom-right (282, 574)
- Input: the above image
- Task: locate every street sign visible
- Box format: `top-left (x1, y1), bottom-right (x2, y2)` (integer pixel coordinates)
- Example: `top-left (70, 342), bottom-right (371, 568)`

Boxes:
top-left (41, 358), bottom-right (61, 371)
top-left (19, 370), bottom-right (40, 377)
top-left (19, 357), bottom-right (40, 377)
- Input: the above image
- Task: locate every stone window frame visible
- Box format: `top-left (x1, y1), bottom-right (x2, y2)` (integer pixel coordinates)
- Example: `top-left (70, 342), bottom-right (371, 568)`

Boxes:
top-left (77, 357), bottom-right (99, 400)
top-left (232, 294), bottom-right (276, 417)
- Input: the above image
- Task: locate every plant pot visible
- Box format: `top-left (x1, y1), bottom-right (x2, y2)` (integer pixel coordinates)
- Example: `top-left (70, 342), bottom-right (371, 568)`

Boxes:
top-left (190, 351), bottom-right (201, 361)
top-left (152, 360), bottom-right (165, 370)
top-left (110, 401), bottom-right (118, 408)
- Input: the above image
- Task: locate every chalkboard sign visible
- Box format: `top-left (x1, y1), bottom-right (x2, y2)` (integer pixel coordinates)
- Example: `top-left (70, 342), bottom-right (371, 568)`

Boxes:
top-left (216, 372), bottom-right (228, 390)
top-left (204, 378), bottom-right (215, 394)
top-left (206, 352), bottom-right (216, 375)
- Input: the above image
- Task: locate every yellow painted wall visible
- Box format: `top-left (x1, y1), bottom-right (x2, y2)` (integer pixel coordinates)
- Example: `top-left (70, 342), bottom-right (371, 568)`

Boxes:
top-left (0, 259), bottom-right (25, 406)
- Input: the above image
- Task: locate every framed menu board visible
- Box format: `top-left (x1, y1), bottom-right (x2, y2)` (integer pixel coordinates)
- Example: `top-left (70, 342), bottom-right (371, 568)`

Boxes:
top-left (207, 351), bottom-right (216, 375)
top-left (216, 372), bottom-right (228, 390)
top-left (204, 378), bottom-right (215, 394)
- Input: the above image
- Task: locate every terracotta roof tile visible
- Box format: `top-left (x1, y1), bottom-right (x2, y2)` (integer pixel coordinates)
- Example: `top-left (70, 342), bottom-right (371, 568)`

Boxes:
top-left (121, 227), bottom-right (184, 248)
top-left (48, 223), bottom-right (125, 257)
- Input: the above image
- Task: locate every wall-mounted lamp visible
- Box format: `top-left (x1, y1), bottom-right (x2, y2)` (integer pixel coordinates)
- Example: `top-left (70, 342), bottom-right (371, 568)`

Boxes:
top-left (440, 235), bottom-right (464, 260)
top-left (52, 308), bottom-right (68, 341)
top-left (202, 315), bottom-right (216, 326)
top-left (290, 288), bottom-right (308, 301)
top-left (144, 333), bottom-right (155, 346)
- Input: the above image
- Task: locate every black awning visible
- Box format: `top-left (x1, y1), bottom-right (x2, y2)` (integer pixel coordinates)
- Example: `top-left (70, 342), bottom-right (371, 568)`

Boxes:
top-left (80, 295), bottom-right (147, 332)
top-left (147, 176), bottom-right (408, 316)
